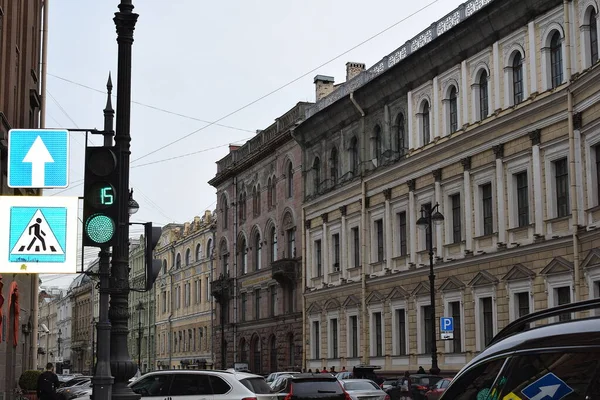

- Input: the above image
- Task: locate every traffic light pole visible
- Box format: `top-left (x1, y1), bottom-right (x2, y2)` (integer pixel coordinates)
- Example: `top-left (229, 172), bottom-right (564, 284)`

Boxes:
top-left (109, 1), bottom-right (139, 399)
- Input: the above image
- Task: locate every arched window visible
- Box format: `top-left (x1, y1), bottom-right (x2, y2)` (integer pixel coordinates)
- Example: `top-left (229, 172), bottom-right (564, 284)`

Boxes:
top-left (550, 32), bottom-right (563, 88)
top-left (252, 336), bottom-right (261, 374)
top-left (239, 237), bottom-right (247, 274)
top-left (270, 176), bottom-right (276, 208)
top-left (330, 147), bottom-right (338, 186)
top-left (238, 190), bottom-right (246, 221)
top-left (448, 86), bottom-right (458, 134)
top-left (256, 184), bottom-right (261, 215)
top-left (220, 241), bottom-right (229, 274)
top-left (267, 177), bottom-right (273, 209)
top-left (176, 253), bottom-right (181, 269)
top-left (287, 162), bottom-right (294, 198)
top-left (512, 53), bottom-right (524, 105)
top-left (313, 157), bottom-right (321, 194)
top-left (350, 136), bottom-right (359, 174)
top-left (373, 125), bottom-right (382, 161)
top-left (396, 113), bottom-right (406, 156)
top-left (479, 70), bottom-right (489, 120)
top-left (240, 339), bottom-right (249, 363)
top-left (221, 194), bottom-right (228, 229)
top-left (270, 336), bottom-right (277, 372)
top-left (206, 239), bottom-right (213, 259)
top-left (254, 232), bottom-right (262, 271)
top-left (185, 249), bottom-right (190, 266)
top-left (421, 101), bottom-right (431, 145)
top-left (591, 9), bottom-right (599, 64)
top-left (195, 244), bottom-right (202, 261)
top-left (270, 226), bottom-right (278, 263)
top-left (162, 259), bottom-right (167, 275)
top-left (252, 186), bottom-right (258, 217)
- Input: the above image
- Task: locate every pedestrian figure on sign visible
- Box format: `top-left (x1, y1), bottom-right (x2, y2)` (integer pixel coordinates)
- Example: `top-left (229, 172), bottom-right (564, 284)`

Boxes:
top-left (27, 217), bottom-right (46, 251)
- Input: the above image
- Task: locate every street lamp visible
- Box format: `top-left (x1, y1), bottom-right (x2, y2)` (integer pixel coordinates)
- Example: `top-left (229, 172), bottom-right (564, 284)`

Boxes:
top-left (136, 301), bottom-right (144, 371)
top-left (416, 202), bottom-right (444, 375)
top-left (128, 189), bottom-right (139, 216)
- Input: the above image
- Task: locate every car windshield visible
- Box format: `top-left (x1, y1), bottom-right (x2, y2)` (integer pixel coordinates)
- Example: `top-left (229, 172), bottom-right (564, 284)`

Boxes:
top-left (292, 380), bottom-right (343, 395)
top-left (241, 377), bottom-right (273, 394)
top-left (343, 381), bottom-right (379, 391)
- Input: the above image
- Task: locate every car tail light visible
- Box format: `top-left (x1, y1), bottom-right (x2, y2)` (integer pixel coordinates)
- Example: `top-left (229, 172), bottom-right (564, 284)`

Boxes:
top-left (284, 384), bottom-right (294, 400)
top-left (415, 385), bottom-right (428, 391)
top-left (343, 391), bottom-right (352, 400)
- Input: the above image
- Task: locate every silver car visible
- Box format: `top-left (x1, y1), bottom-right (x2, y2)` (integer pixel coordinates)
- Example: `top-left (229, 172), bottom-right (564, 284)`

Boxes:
top-left (340, 379), bottom-right (389, 400)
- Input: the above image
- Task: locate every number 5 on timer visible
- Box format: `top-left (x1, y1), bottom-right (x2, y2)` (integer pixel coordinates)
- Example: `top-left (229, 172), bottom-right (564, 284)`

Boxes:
top-left (83, 146), bottom-right (119, 247)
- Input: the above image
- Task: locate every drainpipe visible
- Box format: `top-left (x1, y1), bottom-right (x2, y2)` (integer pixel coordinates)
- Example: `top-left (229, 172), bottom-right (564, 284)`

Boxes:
top-left (301, 207), bottom-right (307, 371)
top-left (168, 245), bottom-right (175, 368)
top-left (232, 177), bottom-right (238, 367)
top-left (210, 227), bottom-right (216, 369)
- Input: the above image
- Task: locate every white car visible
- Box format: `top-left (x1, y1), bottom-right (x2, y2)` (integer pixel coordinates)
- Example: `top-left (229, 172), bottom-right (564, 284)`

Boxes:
top-left (340, 379), bottom-right (389, 400)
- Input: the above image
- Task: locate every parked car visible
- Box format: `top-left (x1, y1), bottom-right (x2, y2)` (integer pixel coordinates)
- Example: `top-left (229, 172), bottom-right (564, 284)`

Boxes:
top-left (386, 375), bottom-right (442, 400)
top-left (57, 379), bottom-right (92, 400)
top-left (266, 371), bottom-right (301, 383)
top-left (424, 378), bottom-right (451, 400)
top-left (381, 378), bottom-right (399, 391)
top-left (270, 374), bottom-right (293, 391)
top-left (340, 379), bottom-right (389, 400)
top-left (440, 298), bottom-right (600, 399)
top-left (273, 373), bottom-right (348, 400)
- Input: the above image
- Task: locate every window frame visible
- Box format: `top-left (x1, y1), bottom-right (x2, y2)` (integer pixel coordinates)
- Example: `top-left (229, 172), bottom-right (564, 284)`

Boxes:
top-left (391, 300), bottom-right (408, 356)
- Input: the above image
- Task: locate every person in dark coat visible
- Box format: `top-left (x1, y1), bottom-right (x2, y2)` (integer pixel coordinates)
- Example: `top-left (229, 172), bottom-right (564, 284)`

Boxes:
top-left (37, 362), bottom-right (59, 400)
top-left (417, 366), bottom-right (426, 374)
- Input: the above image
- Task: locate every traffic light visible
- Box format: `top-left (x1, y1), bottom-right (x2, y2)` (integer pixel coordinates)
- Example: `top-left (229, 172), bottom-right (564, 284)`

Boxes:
top-left (83, 146), bottom-right (119, 247)
top-left (145, 222), bottom-right (162, 290)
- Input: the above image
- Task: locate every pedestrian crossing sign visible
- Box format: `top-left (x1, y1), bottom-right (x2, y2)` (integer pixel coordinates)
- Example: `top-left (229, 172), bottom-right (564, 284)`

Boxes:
top-left (0, 196), bottom-right (78, 273)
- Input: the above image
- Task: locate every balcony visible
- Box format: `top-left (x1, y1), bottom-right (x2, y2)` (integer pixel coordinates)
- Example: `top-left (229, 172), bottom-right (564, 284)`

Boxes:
top-left (271, 258), bottom-right (300, 285)
top-left (211, 273), bottom-right (233, 303)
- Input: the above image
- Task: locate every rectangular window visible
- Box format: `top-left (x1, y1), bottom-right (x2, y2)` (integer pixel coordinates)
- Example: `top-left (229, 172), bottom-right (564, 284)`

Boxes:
top-left (480, 79), bottom-right (489, 120)
top-left (352, 227), bottom-right (360, 268)
top-left (349, 315), bottom-right (358, 358)
top-left (241, 293), bottom-right (247, 322)
top-left (206, 277), bottom-right (210, 301)
top-left (330, 318), bottom-right (338, 359)
top-left (555, 158), bottom-right (569, 217)
top-left (517, 292), bottom-right (530, 318)
top-left (375, 219), bottom-right (384, 262)
top-left (596, 146), bottom-right (600, 205)
top-left (161, 291), bottom-right (166, 313)
top-left (451, 194), bottom-right (461, 244)
top-left (450, 301), bottom-right (462, 353)
top-left (254, 289), bottom-right (261, 320)
top-left (482, 183), bottom-right (493, 235)
top-left (398, 212), bottom-right (408, 256)
top-left (516, 172), bottom-right (529, 227)
top-left (176, 286), bottom-right (181, 309)
top-left (423, 305), bottom-right (433, 354)
top-left (287, 229), bottom-right (295, 258)
top-left (374, 312), bottom-right (383, 356)
top-left (185, 283), bottom-right (190, 307)
top-left (312, 321), bottom-right (320, 359)
top-left (332, 233), bottom-right (340, 272)
top-left (195, 280), bottom-right (201, 304)
top-left (315, 240), bottom-right (322, 277)
top-left (557, 286), bottom-right (571, 321)
top-left (396, 309), bottom-right (406, 356)
top-left (482, 297), bottom-right (494, 346)
top-left (270, 286), bottom-right (277, 317)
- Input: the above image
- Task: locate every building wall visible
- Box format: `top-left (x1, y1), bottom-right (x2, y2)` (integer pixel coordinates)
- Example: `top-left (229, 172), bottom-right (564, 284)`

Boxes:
top-left (295, 0), bottom-right (600, 373)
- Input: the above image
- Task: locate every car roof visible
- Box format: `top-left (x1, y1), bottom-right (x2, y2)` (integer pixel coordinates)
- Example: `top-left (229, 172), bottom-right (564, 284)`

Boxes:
top-left (140, 370), bottom-right (264, 380)
top-left (288, 373), bottom-right (338, 380)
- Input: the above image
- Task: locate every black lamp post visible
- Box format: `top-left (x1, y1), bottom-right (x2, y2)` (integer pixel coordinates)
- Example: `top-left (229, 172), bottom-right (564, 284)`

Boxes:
top-left (57, 329), bottom-right (62, 358)
top-left (416, 202), bottom-right (444, 375)
top-left (136, 301), bottom-right (144, 371)
top-left (91, 318), bottom-right (96, 372)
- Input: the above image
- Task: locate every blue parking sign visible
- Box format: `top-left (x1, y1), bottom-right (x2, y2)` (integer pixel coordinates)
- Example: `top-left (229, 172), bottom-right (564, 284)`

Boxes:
top-left (440, 317), bottom-right (454, 331)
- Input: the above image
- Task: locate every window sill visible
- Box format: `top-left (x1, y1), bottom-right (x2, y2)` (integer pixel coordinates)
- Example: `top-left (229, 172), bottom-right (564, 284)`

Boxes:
top-left (443, 241), bottom-right (465, 248)
top-left (544, 215), bottom-right (571, 223)
top-left (473, 233), bottom-right (497, 240)
top-left (507, 224), bottom-right (533, 232)
top-left (586, 204), bottom-right (600, 213)
top-left (392, 254), bottom-right (409, 261)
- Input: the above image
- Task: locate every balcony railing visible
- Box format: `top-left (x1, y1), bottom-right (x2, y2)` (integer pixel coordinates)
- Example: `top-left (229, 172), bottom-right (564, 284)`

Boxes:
top-left (271, 258), bottom-right (300, 285)
top-left (210, 272), bottom-right (233, 303)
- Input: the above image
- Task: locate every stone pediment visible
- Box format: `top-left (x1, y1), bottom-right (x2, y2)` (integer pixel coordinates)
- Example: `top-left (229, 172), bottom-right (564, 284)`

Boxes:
top-left (502, 264), bottom-right (536, 281)
top-left (540, 256), bottom-right (573, 276)
top-left (468, 270), bottom-right (499, 287)
top-left (581, 249), bottom-right (600, 271)
top-left (366, 290), bottom-right (385, 305)
top-left (306, 302), bottom-right (323, 315)
top-left (438, 276), bottom-right (465, 292)
top-left (324, 298), bottom-right (341, 310)
top-left (388, 286), bottom-right (410, 300)
top-left (342, 294), bottom-right (361, 309)
top-left (411, 282), bottom-right (430, 297)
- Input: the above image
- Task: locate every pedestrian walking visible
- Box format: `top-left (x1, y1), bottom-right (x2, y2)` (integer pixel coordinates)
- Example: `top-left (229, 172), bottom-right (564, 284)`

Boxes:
top-left (37, 363), bottom-right (59, 400)
top-left (398, 371), bottom-right (412, 400)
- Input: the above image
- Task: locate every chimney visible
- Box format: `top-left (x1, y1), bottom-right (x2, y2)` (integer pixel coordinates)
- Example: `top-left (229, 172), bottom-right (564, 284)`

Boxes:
top-left (346, 62), bottom-right (365, 81)
top-left (183, 222), bottom-right (190, 236)
top-left (229, 144), bottom-right (241, 152)
top-left (314, 75), bottom-right (335, 101)
top-left (194, 216), bottom-right (201, 228)
top-left (204, 210), bottom-right (212, 222)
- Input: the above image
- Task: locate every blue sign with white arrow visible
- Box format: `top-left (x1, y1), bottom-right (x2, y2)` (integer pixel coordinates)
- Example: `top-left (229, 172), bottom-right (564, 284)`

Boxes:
top-left (521, 372), bottom-right (573, 400)
top-left (8, 129), bottom-right (69, 188)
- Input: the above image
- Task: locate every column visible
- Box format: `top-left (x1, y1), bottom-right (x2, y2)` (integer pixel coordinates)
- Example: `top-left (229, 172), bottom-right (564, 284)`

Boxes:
top-left (305, 220), bottom-right (313, 281)
top-left (462, 157), bottom-right (473, 253)
top-left (384, 104), bottom-right (391, 150)
top-left (433, 77), bottom-right (440, 139)
top-left (408, 179), bottom-right (417, 265)
top-left (322, 214), bottom-right (329, 281)
top-left (433, 169), bottom-right (443, 259)
top-left (408, 91), bottom-right (414, 150)
top-left (494, 144), bottom-right (507, 246)
top-left (461, 60), bottom-right (469, 127)
top-left (529, 130), bottom-right (544, 237)
top-left (528, 21), bottom-right (538, 94)
top-left (384, 189), bottom-right (393, 271)
top-left (340, 206), bottom-right (348, 279)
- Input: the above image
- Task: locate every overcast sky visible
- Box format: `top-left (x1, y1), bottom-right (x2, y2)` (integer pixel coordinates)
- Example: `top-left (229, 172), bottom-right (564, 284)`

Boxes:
top-left (40, 0), bottom-right (466, 288)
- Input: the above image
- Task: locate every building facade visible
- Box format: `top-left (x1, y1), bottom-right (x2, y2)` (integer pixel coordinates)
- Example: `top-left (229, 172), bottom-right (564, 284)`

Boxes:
top-left (0, 0), bottom-right (45, 396)
top-left (69, 274), bottom-right (94, 374)
top-left (37, 288), bottom-right (64, 370)
top-left (55, 290), bottom-right (72, 373)
top-left (154, 213), bottom-right (215, 370)
top-left (209, 103), bottom-right (309, 373)
top-left (294, 0), bottom-right (600, 373)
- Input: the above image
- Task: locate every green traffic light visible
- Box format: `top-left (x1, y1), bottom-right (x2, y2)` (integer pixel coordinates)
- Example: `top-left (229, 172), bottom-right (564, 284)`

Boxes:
top-left (85, 214), bottom-right (116, 244)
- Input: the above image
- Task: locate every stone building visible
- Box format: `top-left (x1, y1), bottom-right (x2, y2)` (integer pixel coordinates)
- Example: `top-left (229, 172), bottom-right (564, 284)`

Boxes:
top-left (293, 0), bottom-right (600, 373)
top-left (154, 213), bottom-right (215, 370)
top-left (0, 0), bottom-right (45, 396)
top-left (69, 273), bottom-right (94, 374)
top-left (209, 103), bottom-right (309, 373)
top-left (37, 288), bottom-right (64, 370)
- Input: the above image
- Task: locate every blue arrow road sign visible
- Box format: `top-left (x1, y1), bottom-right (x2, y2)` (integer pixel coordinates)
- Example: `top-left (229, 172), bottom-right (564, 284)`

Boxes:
top-left (8, 129), bottom-right (69, 188)
top-left (440, 317), bottom-right (454, 331)
top-left (521, 372), bottom-right (573, 400)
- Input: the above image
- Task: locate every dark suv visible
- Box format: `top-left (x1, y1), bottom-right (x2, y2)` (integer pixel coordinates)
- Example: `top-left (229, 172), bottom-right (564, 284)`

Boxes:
top-left (440, 298), bottom-right (600, 399)
top-left (273, 373), bottom-right (349, 400)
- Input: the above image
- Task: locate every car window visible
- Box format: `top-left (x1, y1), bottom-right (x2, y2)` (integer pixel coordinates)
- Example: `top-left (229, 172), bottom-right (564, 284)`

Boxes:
top-left (208, 375), bottom-right (232, 395)
top-left (343, 381), bottom-right (379, 391)
top-left (441, 380), bottom-right (450, 389)
top-left (169, 374), bottom-right (212, 396)
top-left (433, 380), bottom-right (444, 389)
top-left (443, 358), bottom-right (506, 400)
top-left (494, 351), bottom-right (600, 399)
top-left (292, 380), bottom-right (343, 395)
top-left (240, 377), bottom-right (272, 394)
top-left (131, 375), bottom-right (172, 397)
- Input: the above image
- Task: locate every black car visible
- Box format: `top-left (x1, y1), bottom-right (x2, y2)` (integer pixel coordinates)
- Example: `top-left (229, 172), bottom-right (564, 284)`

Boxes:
top-left (274, 373), bottom-right (348, 400)
top-left (440, 298), bottom-right (600, 399)
top-left (386, 374), bottom-right (442, 400)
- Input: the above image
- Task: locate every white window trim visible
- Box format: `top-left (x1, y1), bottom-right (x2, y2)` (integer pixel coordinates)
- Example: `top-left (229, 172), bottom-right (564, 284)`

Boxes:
top-left (442, 180), bottom-right (464, 245)
top-left (506, 279), bottom-right (534, 322)
top-left (506, 157), bottom-right (533, 229)
top-left (471, 66), bottom-right (492, 122)
top-left (586, 266), bottom-right (600, 316)
top-left (370, 207), bottom-right (386, 263)
top-left (329, 224), bottom-right (342, 273)
top-left (473, 170), bottom-right (496, 237)
top-left (309, 315), bottom-right (322, 360)
top-left (391, 200), bottom-right (410, 257)
top-left (391, 299), bottom-right (409, 356)
top-left (415, 191), bottom-right (436, 251)
top-left (368, 304), bottom-right (385, 357)
top-left (442, 291), bottom-right (465, 354)
top-left (415, 296), bottom-right (431, 354)
top-left (346, 308), bottom-right (361, 358)
top-left (540, 24), bottom-right (566, 91)
top-left (502, 35), bottom-right (529, 108)
top-left (546, 273), bottom-right (573, 322)
top-left (347, 217), bottom-right (361, 269)
top-left (472, 285), bottom-right (497, 352)
top-left (309, 230), bottom-right (324, 282)
top-left (579, 4), bottom-right (600, 69)
top-left (584, 128), bottom-right (600, 213)
top-left (417, 98), bottom-right (433, 148)
top-left (327, 311), bottom-right (340, 359)
top-left (442, 83), bottom-right (461, 136)
top-left (543, 143), bottom-right (570, 219)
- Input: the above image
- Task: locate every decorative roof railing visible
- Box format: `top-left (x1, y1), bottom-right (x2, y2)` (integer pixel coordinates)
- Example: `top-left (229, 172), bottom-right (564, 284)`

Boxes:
top-left (306, 0), bottom-right (493, 119)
